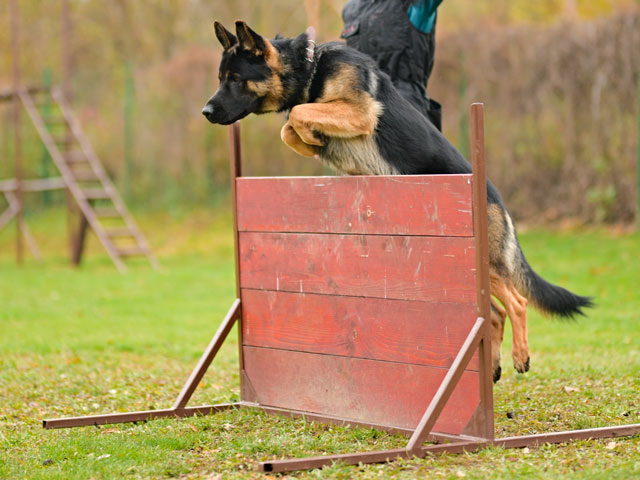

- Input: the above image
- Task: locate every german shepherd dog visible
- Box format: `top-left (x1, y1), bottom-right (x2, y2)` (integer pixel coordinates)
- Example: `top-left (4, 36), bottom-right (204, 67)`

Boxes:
top-left (202, 21), bottom-right (593, 382)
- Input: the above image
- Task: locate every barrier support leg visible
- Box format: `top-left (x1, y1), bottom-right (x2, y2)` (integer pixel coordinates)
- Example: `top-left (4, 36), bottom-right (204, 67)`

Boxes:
top-left (43, 299), bottom-right (241, 429)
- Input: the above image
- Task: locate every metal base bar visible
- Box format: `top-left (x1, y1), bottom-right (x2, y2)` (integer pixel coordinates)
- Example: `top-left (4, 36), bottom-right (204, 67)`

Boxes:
top-left (43, 404), bottom-right (238, 429)
top-left (259, 423), bottom-right (640, 473)
top-left (237, 402), bottom-right (481, 444)
top-left (260, 441), bottom-right (485, 473)
top-left (43, 300), bottom-right (241, 429)
top-left (496, 424), bottom-right (640, 448)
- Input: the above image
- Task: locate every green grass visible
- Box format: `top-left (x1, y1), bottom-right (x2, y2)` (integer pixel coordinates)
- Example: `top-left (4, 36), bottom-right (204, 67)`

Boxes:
top-left (1, 209), bottom-right (639, 479)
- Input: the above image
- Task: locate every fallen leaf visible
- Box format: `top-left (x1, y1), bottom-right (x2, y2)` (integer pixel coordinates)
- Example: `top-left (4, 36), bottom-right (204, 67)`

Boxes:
top-left (605, 441), bottom-right (617, 450)
top-left (189, 424), bottom-right (198, 432)
top-left (523, 447), bottom-right (530, 454)
top-left (564, 386), bottom-right (580, 394)
top-left (97, 454), bottom-right (111, 460)
top-left (456, 470), bottom-right (466, 478)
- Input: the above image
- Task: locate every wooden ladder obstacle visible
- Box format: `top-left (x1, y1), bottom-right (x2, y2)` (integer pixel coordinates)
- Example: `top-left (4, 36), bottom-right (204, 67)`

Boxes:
top-left (43, 104), bottom-right (640, 473)
top-left (0, 86), bottom-right (158, 272)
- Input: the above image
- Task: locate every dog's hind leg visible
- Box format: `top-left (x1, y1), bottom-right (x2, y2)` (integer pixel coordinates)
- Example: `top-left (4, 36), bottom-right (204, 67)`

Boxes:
top-left (490, 297), bottom-right (507, 382)
top-left (288, 101), bottom-right (380, 146)
top-left (281, 122), bottom-right (318, 157)
top-left (490, 272), bottom-right (530, 374)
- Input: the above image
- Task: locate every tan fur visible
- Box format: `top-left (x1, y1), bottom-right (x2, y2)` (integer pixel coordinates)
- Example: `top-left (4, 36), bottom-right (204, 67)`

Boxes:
top-left (264, 38), bottom-right (283, 73)
top-left (490, 297), bottom-right (507, 376)
top-left (288, 100), bottom-right (381, 145)
top-left (322, 136), bottom-right (397, 175)
top-left (486, 202), bottom-right (532, 375)
top-left (250, 38), bottom-right (284, 113)
top-left (490, 271), bottom-right (529, 373)
top-left (281, 64), bottom-right (390, 175)
top-left (281, 122), bottom-right (318, 157)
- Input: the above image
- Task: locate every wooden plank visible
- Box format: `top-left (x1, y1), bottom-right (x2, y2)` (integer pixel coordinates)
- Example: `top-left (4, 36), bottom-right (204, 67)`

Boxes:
top-left (0, 177), bottom-right (66, 192)
top-left (237, 175), bottom-right (473, 237)
top-left (241, 289), bottom-right (479, 369)
top-left (239, 232), bottom-right (476, 303)
top-left (243, 347), bottom-right (479, 433)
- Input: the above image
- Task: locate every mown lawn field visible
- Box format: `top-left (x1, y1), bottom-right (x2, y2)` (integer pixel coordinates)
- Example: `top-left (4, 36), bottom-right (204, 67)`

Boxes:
top-left (1, 209), bottom-right (639, 479)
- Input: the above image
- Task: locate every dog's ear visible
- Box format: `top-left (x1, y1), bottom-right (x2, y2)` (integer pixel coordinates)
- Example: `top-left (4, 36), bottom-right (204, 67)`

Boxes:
top-left (214, 21), bottom-right (237, 50)
top-left (235, 20), bottom-right (265, 54)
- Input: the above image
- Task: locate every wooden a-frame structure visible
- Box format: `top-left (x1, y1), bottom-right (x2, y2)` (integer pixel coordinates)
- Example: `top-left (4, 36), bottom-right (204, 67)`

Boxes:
top-left (3, 0), bottom-right (157, 272)
top-left (43, 105), bottom-right (640, 473)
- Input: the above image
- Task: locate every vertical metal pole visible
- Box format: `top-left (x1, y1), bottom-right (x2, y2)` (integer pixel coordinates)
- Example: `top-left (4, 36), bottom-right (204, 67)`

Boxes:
top-left (470, 103), bottom-right (494, 440)
top-left (10, 0), bottom-right (23, 264)
top-left (228, 123), bottom-right (246, 395)
top-left (229, 123), bottom-right (242, 300)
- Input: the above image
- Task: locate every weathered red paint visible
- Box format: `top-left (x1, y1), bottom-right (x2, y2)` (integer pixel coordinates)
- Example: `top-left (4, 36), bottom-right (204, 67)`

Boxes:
top-left (236, 174), bottom-right (473, 237)
top-left (241, 289), bottom-right (479, 369)
top-left (239, 232), bottom-right (476, 303)
top-left (243, 346), bottom-right (479, 433)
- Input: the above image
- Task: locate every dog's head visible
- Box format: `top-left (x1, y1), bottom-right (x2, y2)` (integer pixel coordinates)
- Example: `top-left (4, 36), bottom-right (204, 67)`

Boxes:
top-left (202, 21), bottom-right (285, 125)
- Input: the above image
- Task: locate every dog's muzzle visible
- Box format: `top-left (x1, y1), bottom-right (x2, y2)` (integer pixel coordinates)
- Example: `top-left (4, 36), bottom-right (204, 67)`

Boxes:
top-left (202, 103), bottom-right (215, 123)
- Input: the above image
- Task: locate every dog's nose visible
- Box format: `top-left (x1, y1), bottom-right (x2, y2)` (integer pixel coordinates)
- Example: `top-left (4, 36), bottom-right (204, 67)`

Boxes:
top-left (202, 104), bottom-right (214, 119)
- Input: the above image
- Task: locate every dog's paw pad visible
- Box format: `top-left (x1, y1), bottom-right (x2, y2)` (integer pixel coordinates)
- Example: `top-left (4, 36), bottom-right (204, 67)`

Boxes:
top-left (514, 358), bottom-right (530, 374)
top-left (493, 365), bottom-right (502, 383)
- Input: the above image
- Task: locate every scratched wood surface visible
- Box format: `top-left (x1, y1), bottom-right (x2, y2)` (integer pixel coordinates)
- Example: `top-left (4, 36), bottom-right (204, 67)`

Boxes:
top-left (241, 289), bottom-right (479, 370)
top-left (236, 175), bottom-right (473, 237)
top-left (236, 174), bottom-right (480, 434)
top-left (243, 346), bottom-right (479, 432)
top-left (239, 232), bottom-right (476, 304)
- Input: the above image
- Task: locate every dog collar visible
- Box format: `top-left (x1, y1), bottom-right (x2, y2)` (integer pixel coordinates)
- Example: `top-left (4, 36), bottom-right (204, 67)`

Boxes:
top-left (305, 26), bottom-right (316, 63)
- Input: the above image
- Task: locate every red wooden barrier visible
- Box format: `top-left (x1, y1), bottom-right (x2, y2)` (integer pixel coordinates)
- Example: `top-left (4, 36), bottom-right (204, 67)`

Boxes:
top-left (236, 172), bottom-right (482, 435)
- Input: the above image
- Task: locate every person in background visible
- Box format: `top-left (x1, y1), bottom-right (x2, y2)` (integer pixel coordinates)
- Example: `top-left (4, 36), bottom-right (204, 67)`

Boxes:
top-left (341, 0), bottom-right (443, 131)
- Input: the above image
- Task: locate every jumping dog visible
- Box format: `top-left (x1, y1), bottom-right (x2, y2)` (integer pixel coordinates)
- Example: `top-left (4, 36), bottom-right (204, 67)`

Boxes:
top-left (202, 21), bottom-right (593, 382)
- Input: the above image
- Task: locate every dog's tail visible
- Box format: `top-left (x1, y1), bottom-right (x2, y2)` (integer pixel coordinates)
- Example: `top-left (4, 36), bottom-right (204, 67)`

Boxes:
top-left (517, 254), bottom-right (594, 319)
top-left (490, 202), bottom-right (594, 319)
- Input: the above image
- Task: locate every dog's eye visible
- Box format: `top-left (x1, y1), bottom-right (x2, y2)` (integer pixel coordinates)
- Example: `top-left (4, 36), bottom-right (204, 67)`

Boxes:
top-left (230, 74), bottom-right (242, 82)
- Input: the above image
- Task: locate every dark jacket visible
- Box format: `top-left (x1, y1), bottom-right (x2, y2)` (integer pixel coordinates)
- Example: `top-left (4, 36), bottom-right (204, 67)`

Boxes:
top-left (341, 0), bottom-right (442, 130)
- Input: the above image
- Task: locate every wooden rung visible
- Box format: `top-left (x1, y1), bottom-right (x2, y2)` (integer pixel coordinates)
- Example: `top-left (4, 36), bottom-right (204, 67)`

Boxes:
top-left (81, 188), bottom-right (111, 199)
top-left (62, 151), bottom-right (87, 163)
top-left (53, 135), bottom-right (75, 145)
top-left (115, 246), bottom-right (146, 257)
top-left (105, 228), bottom-right (133, 238)
top-left (41, 116), bottom-right (66, 124)
top-left (72, 170), bottom-right (100, 181)
top-left (93, 208), bottom-right (121, 218)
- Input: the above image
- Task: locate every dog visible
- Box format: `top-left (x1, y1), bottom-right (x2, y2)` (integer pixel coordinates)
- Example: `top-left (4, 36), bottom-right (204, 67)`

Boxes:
top-left (202, 21), bottom-right (593, 382)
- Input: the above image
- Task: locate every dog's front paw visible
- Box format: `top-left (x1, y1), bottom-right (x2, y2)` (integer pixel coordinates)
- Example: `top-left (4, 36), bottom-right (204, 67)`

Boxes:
top-left (493, 363), bottom-right (502, 383)
top-left (513, 351), bottom-right (530, 374)
top-left (280, 122), bottom-right (319, 157)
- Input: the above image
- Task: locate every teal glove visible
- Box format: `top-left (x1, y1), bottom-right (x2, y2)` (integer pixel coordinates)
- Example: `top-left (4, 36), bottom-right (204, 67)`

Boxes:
top-left (408, 0), bottom-right (443, 34)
